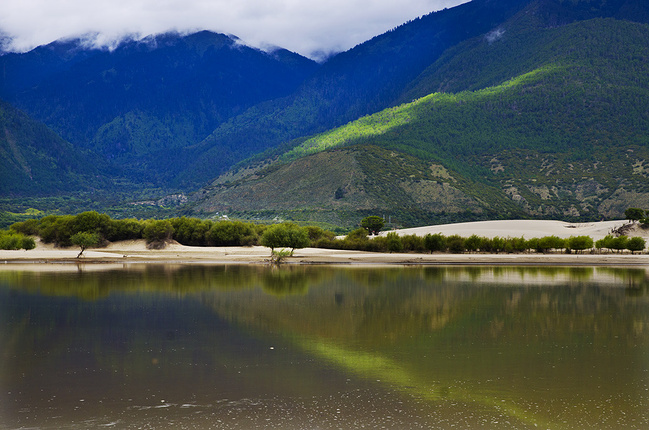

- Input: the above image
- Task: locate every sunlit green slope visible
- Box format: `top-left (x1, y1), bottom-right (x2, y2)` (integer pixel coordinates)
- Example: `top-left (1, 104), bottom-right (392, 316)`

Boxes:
top-left (193, 17), bottom-right (649, 225)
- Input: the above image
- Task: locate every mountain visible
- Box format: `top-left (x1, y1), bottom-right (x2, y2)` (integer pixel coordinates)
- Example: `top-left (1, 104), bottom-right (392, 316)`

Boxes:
top-left (189, 0), bottom-right (649, 227)
top-left (178, 0), bottom-right (533, 187)
top-left (0, 99), bottom-right (114, 196)
top-left (2, 0), bottom-right (649, 227)
top-left (0, 31), bottom-right (319, 185)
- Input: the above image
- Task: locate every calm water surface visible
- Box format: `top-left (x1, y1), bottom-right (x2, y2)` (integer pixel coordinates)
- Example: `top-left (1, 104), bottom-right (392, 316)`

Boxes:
top-left (0, 264), bottom-right (648, 429)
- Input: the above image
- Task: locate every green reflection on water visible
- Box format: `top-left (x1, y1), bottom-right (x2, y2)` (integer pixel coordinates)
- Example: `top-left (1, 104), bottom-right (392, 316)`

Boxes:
top-left (1, 264), bottom-right (648, 429)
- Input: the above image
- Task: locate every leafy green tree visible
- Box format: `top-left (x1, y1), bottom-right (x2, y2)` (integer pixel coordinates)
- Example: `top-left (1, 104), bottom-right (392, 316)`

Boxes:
top-left (360, 216), bottom-right (385, 235)
top-left (70, 231), bottom-right (101, 258)
top-left (207, 221), bottom-right (257, 246)
top-left (385, 232), bottom-right (403, 253)
top-left (446, 235), bottom-right (465, 253)
top-left (595, 235), bottom-right (615, 253)
top-left (610, 235), bottom-right (629, 253)
top-left (0, 230), bottom-right (36, 250)
top-left (464, 234), bottom-right (481, 252)
top-left (424, 233), bottom-right (446, 252)
top-left (536, 236), bottom-right (565, 253)
top-left (626, 237), bottom-right (645, 254)
top-left (261, 223), bottom-right (309, 254)
top-left (625, 208), bottom-right (645, 223)
top-left (142, 220), bottom-right (174, 248)
top-left (567, 235), bottom-right (593, 253)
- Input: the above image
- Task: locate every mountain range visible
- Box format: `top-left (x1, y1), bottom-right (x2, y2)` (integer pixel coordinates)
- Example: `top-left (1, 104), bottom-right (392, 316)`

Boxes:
top-left (2, 0), bottom-right (649, 228)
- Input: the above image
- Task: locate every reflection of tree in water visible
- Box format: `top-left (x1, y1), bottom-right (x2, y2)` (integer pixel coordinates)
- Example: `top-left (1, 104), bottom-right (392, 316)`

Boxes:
top-left (260, 267), bottom-right (310, 296)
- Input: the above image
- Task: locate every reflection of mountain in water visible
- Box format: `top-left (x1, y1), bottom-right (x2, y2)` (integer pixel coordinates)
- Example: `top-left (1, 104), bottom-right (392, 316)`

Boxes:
top-left (2, 265), bottom-right (648, 428)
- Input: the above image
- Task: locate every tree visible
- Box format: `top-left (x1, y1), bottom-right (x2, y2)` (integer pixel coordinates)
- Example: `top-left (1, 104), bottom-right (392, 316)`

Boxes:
top-left (625, 208), bottom-right (645, 223)
top-left (567, 235), bottom-right (593, 253)
top-left (143, 220), bottom-right (174, 248)
top-left (626, 237), bottom-right (646, 254)
top-left (610, 235), bottom-right (629, 253)
top-left (424, 233), bottom-right (446, 252)
top-left (385, 232), bottom-right (403, 253)
top-left (70, 231), bottom-right (101, 258)
top-left (261, 223), bottom-right (309, 255)
top-left (360, 216), bottom-right (385, 235)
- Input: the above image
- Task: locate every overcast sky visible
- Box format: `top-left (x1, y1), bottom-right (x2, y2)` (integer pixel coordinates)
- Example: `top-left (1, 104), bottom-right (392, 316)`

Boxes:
top-left (0, 0), bottom-right (469, 60)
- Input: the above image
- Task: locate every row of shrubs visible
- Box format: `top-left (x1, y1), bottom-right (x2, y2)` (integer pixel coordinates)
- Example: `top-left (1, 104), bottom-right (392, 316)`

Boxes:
top-left (2, 211), bottom-right (646, 254)
top-left (318, 229), bottom-right (646, 254)
top-left (0, 229), bottom-right (36, 250)
top-left (5, 212), bottom-right (336, 249)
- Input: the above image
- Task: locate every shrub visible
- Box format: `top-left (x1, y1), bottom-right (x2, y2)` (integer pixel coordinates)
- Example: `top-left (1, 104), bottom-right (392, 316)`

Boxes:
top-left (424, 233), bottom-right (446, 252)
top-left (0, 230), bottom-right (35, 250)
top-left (207, 221), bottom-right (257, 246)
top-left (107, 218), bottom-right (145, 242)
top-left (567, 236), bottom-right (594, 253)
top-left (143, 220), bottom-right (174, 247)
top-left (536, 236), bottom-right (565, 253)
top-left (610, 235), bottom-right (629, 253)
top-left (360, 216), bottom-right (385, 235)
top-left (626, 237), bottom-right (646, 254)
top-left (70, 231), bottom-right (101, 258)
top-left (385, 232), bottom-right (403, 253)
top-left (261, 223), bottom-right (309, 254)
top-left (446, 235), bottom-right (465, 253)
top-left (464, 234), bottom-right (481, 252)
top-left (401, 234), bottom-right (425, 252)
top-left (305, 226), bottom-right (336, 244)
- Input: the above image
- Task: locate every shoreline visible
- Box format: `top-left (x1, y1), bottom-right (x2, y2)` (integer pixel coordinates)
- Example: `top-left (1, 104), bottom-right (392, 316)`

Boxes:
top-left (2, 243), bottom-right (649, 268)
top-left (2, 219), bottom-right (648, 269)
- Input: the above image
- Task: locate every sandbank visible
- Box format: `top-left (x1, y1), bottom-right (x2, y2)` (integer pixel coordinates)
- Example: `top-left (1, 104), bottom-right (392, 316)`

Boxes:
top-left (1, 219), bottom-right (647, 267)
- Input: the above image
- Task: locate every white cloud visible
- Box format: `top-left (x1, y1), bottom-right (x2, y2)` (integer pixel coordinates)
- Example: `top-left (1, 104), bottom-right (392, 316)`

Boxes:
top-left (0, 0), bottom-right (469, 59)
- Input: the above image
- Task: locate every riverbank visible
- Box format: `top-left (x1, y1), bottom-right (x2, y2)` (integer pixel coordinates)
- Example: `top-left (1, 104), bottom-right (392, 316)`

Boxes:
top-left (1, 239), bottom-right (648, 266)
top-left (2, 219), bottom-right (648, 267)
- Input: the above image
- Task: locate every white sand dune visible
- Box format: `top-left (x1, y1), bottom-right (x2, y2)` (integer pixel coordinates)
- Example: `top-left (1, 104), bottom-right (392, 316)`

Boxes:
top-left (381, 219), bottom-right (634, 241)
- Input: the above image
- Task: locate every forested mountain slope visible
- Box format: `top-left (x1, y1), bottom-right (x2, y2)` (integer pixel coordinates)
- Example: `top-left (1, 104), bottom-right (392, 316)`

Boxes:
top-left (191, 4), bottom-right (649, 226)
top-left (0, 99), bottom-right (115, 196)
top-left (179, 0), bottom-right (532, 188)
top-left (0, 31), bottom-right (318, 185)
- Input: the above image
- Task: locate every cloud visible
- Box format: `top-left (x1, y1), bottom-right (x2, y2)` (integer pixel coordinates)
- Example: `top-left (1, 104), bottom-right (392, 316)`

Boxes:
top-left (0, 0), bottom-right (469, 59)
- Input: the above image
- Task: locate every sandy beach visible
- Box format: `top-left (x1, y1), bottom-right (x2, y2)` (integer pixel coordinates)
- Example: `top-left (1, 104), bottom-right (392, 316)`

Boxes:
top-left (1, 219), bottom-right (648, 267)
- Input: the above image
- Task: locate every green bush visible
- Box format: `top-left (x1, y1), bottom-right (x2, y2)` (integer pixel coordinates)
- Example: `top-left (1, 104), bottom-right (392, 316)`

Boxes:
top-left (401, 234), bottom-right (425, 252)
top-left (70, 231), bottom-right (101, 257)
top-left (0, 230), bottom-right (36, 250)
top-left (207, 221), bottom-right (257, 246)
top-left (446, 235), bottom-right (465, 253)
top-left (142, 220), bottom-right (174, 246)
top-left (536, 236), bottom-right (565, 253)
top-left (386, 232), bottom-right (403, 253)
top-left (626, 237), bottom-right (645, 254)
top-left (261, 223), bottom-right (310, 253)
top-left (107, 218), bottom-right (145, 242)
top-left (567, 235), bottom-right (594, 253)
top-left (424, 233), bottom-right (446, 252)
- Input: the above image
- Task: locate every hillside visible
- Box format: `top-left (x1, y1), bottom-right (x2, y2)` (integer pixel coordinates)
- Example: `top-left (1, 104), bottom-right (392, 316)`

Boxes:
top-left (2, 0), bottom-right (649, 227)
top-left (178, 0), bottom-right (532, 188)
top-left (190, 6), bottom-right (649, 227)
top-left (191, 145), bottom-right (522, 226)
top-left (0, 99), bottom-right (115, 196)
top-left (0, 31), bottom-right (319, 186)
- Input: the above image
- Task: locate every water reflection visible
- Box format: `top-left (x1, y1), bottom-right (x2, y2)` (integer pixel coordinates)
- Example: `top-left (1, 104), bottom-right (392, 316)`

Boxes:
top-left (1, 265), bottom-right (648, 429)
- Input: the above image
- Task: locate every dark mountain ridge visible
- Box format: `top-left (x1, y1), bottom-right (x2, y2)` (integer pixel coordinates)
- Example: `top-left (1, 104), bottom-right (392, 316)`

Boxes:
top-left (190, 0), bottom-right (649, 226)
top-left (179, 0), bottom-right (533, 187)
top-left (0, 31), bottom-right (318, 185)
top-left (2, 0), bottom-right (649, 227)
